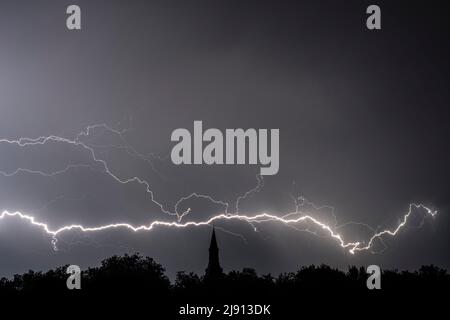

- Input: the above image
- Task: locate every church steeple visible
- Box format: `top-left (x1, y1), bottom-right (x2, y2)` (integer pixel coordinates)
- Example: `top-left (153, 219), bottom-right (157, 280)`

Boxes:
top-left (205, 227), bottom-right (223, 278)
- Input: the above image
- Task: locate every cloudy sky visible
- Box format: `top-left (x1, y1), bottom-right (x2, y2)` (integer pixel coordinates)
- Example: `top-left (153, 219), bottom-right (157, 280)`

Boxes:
top-left (0, 0), bottom-right (449, 279)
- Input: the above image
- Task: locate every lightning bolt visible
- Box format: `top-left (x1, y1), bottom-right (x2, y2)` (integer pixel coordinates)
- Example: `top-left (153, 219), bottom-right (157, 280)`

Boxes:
top-left (0, 124), bottom-right (438, 254)
top-left (0, 203), bottom-right (437, 254)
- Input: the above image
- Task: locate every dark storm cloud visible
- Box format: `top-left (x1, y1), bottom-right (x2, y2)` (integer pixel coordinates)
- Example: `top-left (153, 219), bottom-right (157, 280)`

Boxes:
top-left (0, 0), bottom-right (449, 278)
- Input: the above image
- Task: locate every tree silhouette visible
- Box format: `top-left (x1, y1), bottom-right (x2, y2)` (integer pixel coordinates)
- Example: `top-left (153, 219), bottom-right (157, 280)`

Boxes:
top-left (0, 253), bottom-right (448, 313)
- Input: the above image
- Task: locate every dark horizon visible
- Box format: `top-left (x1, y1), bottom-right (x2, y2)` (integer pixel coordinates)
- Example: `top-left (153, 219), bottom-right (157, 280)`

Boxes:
top-left (1, 227), bottom-right (448, 282)
top-left (2, 251), bottom-right (448, 286)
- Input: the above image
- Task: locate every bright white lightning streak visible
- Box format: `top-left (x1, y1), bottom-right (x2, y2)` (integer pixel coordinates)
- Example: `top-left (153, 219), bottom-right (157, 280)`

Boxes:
top-left (0, 124), bottom-right (262, 242)
top-left (0, 203), bottom-right (437, 254)
top-left (0, 124), bottom-right (438, 254)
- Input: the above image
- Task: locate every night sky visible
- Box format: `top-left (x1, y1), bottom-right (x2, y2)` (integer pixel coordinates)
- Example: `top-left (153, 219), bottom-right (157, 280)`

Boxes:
top-left (0, 0), bottom-right (449, 279)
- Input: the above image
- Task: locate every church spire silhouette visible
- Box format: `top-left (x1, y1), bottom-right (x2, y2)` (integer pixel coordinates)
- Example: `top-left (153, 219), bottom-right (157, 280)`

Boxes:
top-left (205, 227), bottom-right (223, 279)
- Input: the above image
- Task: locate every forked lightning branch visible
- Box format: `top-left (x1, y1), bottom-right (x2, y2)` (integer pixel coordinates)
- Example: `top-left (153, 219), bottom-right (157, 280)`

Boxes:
top-left (0, 123), bottom-right (438, 254)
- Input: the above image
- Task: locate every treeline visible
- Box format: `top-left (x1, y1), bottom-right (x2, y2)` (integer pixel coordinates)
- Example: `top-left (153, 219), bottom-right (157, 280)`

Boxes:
top-left (1, 253), bottom-right (448, 301)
